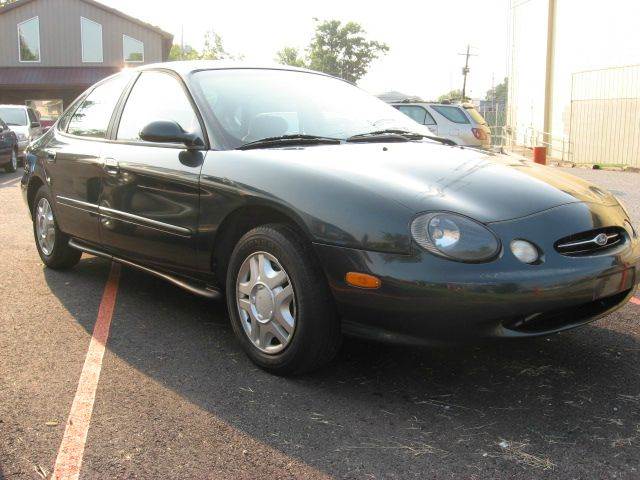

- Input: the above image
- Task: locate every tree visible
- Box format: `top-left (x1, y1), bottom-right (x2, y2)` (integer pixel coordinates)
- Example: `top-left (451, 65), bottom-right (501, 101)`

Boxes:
top-left (485, 77), bottom-right (508, 104)
top-left (169, 44), bottom-right (200, 61)
top-left (168, 30), bottom-right (241, 61)
top-left (437, 89), bottom-right (464, 103)
top-left (276, 20), bottom-right (389, 83)
top-left (275, 47), bottom-right (307, 68)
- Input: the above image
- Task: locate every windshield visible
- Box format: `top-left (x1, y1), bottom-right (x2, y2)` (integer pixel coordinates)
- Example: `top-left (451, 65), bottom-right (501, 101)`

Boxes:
top-left (0, 107), bottom-right (28, 126)
top-left (192, 69), bottom-right (430, 148)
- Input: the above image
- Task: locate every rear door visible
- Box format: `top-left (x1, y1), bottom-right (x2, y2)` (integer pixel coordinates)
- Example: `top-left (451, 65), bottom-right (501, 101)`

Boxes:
top-left (99, 70), bottom-right (206, 273)
top-left (44, 73), bottom-right (131, 245)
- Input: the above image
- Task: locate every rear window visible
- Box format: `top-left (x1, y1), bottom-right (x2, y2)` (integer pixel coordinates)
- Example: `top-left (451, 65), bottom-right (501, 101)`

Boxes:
top-left (464, 106), bottom-right (488, 125)
top-left (431, 105), bottom-right (470, 124)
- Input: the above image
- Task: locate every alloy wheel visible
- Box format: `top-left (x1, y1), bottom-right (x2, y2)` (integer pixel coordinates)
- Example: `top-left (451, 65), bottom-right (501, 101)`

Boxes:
top-left (236, 251), bottom-right (296, 354)
top-left (36, 197), bottom-right (56, 256)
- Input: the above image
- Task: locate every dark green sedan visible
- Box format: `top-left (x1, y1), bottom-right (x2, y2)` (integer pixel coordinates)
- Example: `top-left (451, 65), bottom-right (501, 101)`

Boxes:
top-left (21, 62), bottom-right (640, 374)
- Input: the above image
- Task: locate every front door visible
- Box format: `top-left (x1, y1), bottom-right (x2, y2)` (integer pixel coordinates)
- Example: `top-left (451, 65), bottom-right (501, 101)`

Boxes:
top-left (99, 70), bottom-right (205, 273)
top-left (44, 73), bottom-right (131, 245)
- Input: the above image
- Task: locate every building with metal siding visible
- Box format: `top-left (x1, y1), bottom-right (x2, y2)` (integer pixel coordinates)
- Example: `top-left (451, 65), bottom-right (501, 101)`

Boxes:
top-left (507, 0), bottom-right (640, 167)
top-left (0, 0), bottom-right (172, 123)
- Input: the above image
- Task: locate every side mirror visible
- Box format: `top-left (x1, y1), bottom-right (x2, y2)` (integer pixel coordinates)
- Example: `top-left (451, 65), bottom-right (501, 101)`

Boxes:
top-left (31, 121), bottom-right (40, 128)
top-left (139, 120), bottom-right (204, 148)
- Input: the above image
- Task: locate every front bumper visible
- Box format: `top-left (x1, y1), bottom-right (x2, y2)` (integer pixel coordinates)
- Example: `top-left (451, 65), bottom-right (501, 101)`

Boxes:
top-left (315, 202), bottom-right (640, 346)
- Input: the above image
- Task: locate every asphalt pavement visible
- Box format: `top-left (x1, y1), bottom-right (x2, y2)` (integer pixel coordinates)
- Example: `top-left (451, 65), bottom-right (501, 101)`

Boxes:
top-left (1, 167), bottom-right (639, 479)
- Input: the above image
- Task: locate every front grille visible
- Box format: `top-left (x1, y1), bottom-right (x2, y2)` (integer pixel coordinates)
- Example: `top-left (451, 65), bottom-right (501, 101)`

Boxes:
top-left (555, 227), bottom-right (625, 256)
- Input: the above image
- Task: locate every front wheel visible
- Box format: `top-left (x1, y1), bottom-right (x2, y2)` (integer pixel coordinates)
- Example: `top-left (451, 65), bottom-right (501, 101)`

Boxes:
top-left (226, 224), bottom-right (341, 375)
top-left (32, 186), bottom-right (81, 269)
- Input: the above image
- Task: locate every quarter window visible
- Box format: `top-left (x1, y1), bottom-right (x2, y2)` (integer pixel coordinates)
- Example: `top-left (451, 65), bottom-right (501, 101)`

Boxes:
top-left (396, 105), bottom-right (436, 126)
top-left (81, 17), bottom-right (103, 63)
top-left (117, 71), bottom-right (201, 142)
top-left (66, 74), bottom-right (131, 138)
top-left (18, 17), bottom-right (40, 62)
top-left (431, 105), bottom-right (470, 124)
top-left (123, 35), bottom-right (144, 63)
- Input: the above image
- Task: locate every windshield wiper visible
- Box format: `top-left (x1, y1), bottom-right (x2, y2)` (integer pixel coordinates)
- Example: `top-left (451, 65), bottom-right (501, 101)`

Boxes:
top-left (237, 134), bottom-right (342, 150)
top-left (347, 129), bottom-right (456, 146)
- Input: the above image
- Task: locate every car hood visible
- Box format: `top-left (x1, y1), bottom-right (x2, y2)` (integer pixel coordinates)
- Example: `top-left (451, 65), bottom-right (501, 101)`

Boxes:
top-left (8, 125), bottom-right (28, 137)
top-left (256, 141), bottom-right (619, 223)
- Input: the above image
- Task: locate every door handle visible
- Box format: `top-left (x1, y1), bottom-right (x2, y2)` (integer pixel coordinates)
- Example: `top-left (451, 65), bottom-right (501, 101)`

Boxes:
top-left (45, 149), bottom-right (56, 162)
top-left (103, 158), bottom-right (119, 176)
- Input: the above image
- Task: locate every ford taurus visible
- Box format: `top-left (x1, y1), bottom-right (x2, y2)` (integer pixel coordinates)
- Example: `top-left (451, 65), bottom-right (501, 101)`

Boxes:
top-left (21, 62), bottom-right (640, 374)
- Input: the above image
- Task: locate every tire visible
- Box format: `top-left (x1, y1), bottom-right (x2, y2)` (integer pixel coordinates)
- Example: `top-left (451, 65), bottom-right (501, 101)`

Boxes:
top-left (226, 224), bottom-right (341, 375)
top-left (32, 185), bottom-right (82, 269)
top-left (4, 149), bottom-right (17, 173)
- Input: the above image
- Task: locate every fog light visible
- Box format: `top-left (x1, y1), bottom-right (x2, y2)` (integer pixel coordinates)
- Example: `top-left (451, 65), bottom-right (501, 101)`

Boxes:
top-left (511, 240), bottom-right (539, 264)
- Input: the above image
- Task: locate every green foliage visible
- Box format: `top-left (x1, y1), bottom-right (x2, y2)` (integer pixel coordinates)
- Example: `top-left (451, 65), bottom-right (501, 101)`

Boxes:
top-left (168, 30), bottom-right (241, 61)
top-left (437, 89), bottom-right (464, 103)
top-left (485, 77), bottom-right (508, 104)
top-left (276, 19), bottom-right (389, 83)
top-left (275, 47), bottom-right (307, 68)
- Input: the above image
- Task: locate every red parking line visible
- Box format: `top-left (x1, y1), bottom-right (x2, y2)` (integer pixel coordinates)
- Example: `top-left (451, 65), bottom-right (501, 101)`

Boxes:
top-left (631, 297), bottom-right (640, 306)
top-left (52, 262), bottom-right (121, 480)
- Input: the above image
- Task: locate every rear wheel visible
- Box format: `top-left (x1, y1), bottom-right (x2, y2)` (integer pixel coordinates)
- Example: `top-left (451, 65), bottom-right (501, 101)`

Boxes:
top-left (226, 224), bottom-right (341, 375)
top-left (32, 186), bottom-right (81, 269)
top-left (4, 149), bottom-right (17, 173)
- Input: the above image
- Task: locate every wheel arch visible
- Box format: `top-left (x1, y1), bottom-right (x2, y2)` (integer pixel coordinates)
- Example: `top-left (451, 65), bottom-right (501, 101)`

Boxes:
top-left (26, 175), bottom-right (45, 215)
top-left (211, 203), bottom-right (316, 288)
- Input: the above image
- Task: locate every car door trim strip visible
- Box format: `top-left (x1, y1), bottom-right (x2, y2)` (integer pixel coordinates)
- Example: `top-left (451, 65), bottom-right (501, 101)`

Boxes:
top-left (56, 195), bottom-right (191, 236)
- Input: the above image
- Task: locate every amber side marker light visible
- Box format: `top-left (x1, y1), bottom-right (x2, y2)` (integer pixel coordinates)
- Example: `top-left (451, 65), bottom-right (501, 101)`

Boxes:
top-left (345, 272), bottom-right (381, 289)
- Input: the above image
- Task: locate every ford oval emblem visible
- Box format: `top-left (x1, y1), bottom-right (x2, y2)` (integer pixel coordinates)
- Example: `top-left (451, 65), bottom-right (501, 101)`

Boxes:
top-left (594, 233), bottom-right (608, 246)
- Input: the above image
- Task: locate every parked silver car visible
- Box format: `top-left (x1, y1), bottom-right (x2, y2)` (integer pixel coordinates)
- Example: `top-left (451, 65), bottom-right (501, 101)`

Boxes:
top-left (390, 101), bottom-right (491, 148)
top-left (0, 105), bottom-right (43, 159)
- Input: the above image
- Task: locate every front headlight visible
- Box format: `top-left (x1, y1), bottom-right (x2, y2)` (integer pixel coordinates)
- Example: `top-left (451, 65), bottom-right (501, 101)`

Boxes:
top-left (411, 212), bottom-right (501, 262)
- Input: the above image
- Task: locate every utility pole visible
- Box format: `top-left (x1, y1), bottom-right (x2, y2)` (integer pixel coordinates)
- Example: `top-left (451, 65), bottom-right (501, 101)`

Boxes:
top-left (458, 45), bottom-right (477, 101)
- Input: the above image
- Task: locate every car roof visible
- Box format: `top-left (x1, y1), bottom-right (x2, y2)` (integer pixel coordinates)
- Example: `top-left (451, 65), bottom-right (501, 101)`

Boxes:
top-left (0, 104), bottom-right (28, 109)
top-left (390, 102), bottom-right (465, 108)
top-left (129, 60), bottom-right (332, 78)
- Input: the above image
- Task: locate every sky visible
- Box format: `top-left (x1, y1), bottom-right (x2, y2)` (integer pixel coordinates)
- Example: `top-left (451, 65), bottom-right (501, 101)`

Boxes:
top-left (103, 0), bottom-right (511, 100)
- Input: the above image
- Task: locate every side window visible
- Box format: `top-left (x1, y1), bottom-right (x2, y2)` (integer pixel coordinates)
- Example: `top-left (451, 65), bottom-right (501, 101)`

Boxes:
top-left (397, 105), bottom-right (426, 124)
top-left (423, 109), bottom-right (436, 126)
top-left (66, 74), bottom-right (130, 138)
top-left (431, 105), bottom-right (470, 124)
top-left (396, 105), bottom-right (437, 126)
top-left (27, 108), bottom-right (38, 124)
top-left (117, 71), bottom-right (201, 142)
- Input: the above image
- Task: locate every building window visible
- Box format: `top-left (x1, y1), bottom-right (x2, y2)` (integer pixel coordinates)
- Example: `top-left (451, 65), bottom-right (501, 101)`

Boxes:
top-left (123, 34), bottom-right (144, 63)
top-left (17, 16), bottom-right (40, 62)
top-left (81, 17), bottom-right (103, 63)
